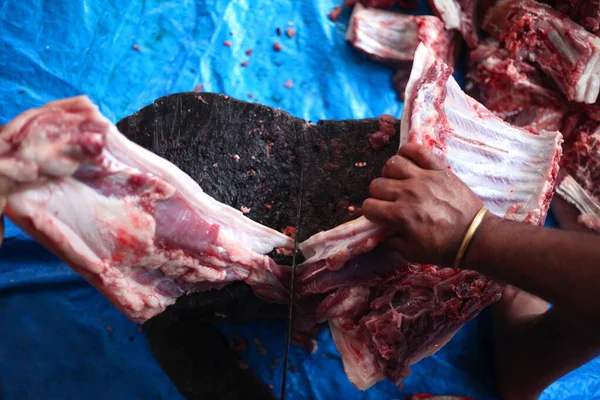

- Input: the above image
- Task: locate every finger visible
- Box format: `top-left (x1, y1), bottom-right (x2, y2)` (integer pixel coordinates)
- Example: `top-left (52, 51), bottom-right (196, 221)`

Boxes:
top-left (382, 155), bottom-right (421, 179)
top-left (398, 142), bottom-right (446, 171)
top-left (362, 198), bottom-right (405, 229)
top-left (369, 178), bottom-right (405, 202)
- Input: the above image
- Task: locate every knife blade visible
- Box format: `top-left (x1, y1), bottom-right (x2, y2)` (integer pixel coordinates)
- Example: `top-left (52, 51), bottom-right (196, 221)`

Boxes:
top-left (279, 162), bottom-right (304, 400)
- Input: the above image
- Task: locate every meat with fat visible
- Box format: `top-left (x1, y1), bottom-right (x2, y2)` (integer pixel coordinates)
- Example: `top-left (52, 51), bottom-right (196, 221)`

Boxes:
top-left (466, 40), bottom-right (573, 134)
top-left (402, 43), bottom-right (562, 224)
top-left (428, 0), bottom-right (485, 48)
top-left (500, 0), bottom-right (600, 104)
top-left (556, 123), bottom-right (600, 232)
top-left (1, 96), bottom-right (293, 323)
top-left (346, 3), bottom-right (459, 100)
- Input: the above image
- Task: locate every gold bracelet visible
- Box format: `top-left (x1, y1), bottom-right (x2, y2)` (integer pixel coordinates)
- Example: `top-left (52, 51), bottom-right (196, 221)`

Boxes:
top-left (453, 207), bottom-right (488, 269)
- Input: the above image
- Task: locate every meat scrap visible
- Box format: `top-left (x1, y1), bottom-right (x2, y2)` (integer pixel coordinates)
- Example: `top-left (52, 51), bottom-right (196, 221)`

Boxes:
top-left (556, 123), bottom-right (600, 232)
top-left (466, 41), bottom-right (572, 134)
top-left (557, 0), bottom-right (600, 34)
top-left (428, 0), bottom-right (482, 48)
top-left (368, 114), bottom-right (397, 151)
top-left (346, 4), bottom-right (459, 100)
top-left (500, 0), bottom-right (600, 104)
top-left (347, 4), bottom-right (459, 68)
top-left (328, 6), bottom-right (343, 21)
top-left (0, 96), bottom-right (294, 323)
top-left (296, 44), bottom-right (562, 390)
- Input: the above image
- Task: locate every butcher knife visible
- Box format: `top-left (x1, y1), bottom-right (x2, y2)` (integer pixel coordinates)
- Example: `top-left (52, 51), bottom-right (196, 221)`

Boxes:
top-left (280, 163), bottom-right (304, 400)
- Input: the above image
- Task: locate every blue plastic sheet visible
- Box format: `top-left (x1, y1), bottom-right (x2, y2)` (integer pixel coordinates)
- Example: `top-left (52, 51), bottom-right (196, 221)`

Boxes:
top-left (0, 1), bottom-right (598, 399)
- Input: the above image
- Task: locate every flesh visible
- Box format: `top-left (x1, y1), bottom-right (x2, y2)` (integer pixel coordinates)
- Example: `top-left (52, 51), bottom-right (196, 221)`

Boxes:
top-left (467, 41), bottom-right (572, 135)
top-left (556, 123), bottom-right (600, 231)
top-left (502, 0), bottom-right (600, 104)
top-left (428, 0), bottom-right (480, 48)
top-left (346, 4), bottom-right (459, 100)
top-left (295, 44), bottom-right (561, 390)
top-left (2, 96), bottom-right (293, 323)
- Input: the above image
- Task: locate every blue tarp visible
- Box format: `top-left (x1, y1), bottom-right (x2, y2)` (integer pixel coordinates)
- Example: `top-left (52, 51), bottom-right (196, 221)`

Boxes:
top-left (0, 0), bottom-right (597, 399)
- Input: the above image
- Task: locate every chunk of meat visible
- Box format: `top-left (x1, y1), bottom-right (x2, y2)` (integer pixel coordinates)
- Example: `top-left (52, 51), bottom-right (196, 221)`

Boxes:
top-left (296, 44), bottom-right (562, 389)
top-left (298, 217), bottom-right (389, 272)
top-left (501, 0), bottom-right (600, 104)
top-left (346, 4), bottom-right (459, 100)
top-left (467, 41), bottom-right (572, 134)
top-left (428, 0), bottom-right (486, 48)
top-left (346, 4), bottom-right (459, 68)
top-left (2, 96), bottom-right (293, 323)
top-left (556, 123), bottom-right (600, 231)
top-left (302, 248), bottom-right (502, 390)
top-left (368, 114), bottom-right (398, 151)
top-left (556, 0), bottom-right (600, 34)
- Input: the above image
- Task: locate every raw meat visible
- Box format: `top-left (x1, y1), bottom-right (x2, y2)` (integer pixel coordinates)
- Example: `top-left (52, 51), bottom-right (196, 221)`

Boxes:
top-left (466, 41), bottom-right (572, 134)
top-left (481, 0), bottom-right (519, 39)
top-left (298, 247), bottom-right (503, 390)
top-left (368, 114), bottom-right (398, 151)
top-left (501, 0), bottom-right (600, 104)
top-left (1, 96), bottom-right (293, 323)
top-left (346, 4), bottom-right (459, 68)
top-left (346, 3), bottom-right (459, 99)
top-left (556, 123), bottom-right (600, 231)
top-left (298, 217), bottom-right (389, 272)
top-left (428, 0), bottom-right (482, 48)
top-left (402, 43), bottom-right (562, 224)
top-left (297, 43), bottom-right (562, 390)
top-left (556, 0), bottom-right (600, 34)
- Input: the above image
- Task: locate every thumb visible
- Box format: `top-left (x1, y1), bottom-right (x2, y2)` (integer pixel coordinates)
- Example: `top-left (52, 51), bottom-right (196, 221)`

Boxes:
top-left (398, 142), bottom-right (446, 171)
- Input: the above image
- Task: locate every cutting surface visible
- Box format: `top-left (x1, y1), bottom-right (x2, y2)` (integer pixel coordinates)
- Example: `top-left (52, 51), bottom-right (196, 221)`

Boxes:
top-left (0, 0), bottom-right (598, 399)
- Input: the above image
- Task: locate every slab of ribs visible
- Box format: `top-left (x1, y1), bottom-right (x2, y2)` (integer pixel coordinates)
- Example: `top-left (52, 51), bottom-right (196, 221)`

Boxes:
top-left (0, 35), bottom-right (565, 391)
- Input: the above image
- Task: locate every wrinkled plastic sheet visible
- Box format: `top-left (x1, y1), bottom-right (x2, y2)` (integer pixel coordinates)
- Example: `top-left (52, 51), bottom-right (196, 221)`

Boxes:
top-left (0, 0), bottom-right (598, 399)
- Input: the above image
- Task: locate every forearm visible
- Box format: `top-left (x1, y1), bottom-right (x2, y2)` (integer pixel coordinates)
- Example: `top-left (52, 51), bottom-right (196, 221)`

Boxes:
top-left (464, 213), bottom-right (600, 333)
top-left (493, 298), bottom-right (600, 399)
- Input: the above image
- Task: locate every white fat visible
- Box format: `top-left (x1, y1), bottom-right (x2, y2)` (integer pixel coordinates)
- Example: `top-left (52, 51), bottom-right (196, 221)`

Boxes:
top-left (431, 0), bottom-right (461, 30)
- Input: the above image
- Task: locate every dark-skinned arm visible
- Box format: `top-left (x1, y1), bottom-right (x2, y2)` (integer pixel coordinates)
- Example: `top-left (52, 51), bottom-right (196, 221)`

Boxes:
top-left (465, 211), bottom-right (600, 334)
top-left (362, 142), bottom-right (600, 334)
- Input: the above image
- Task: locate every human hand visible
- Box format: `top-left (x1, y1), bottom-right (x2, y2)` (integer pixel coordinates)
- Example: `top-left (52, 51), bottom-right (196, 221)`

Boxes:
top-left (362, 143), bottom-right (483, 267)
